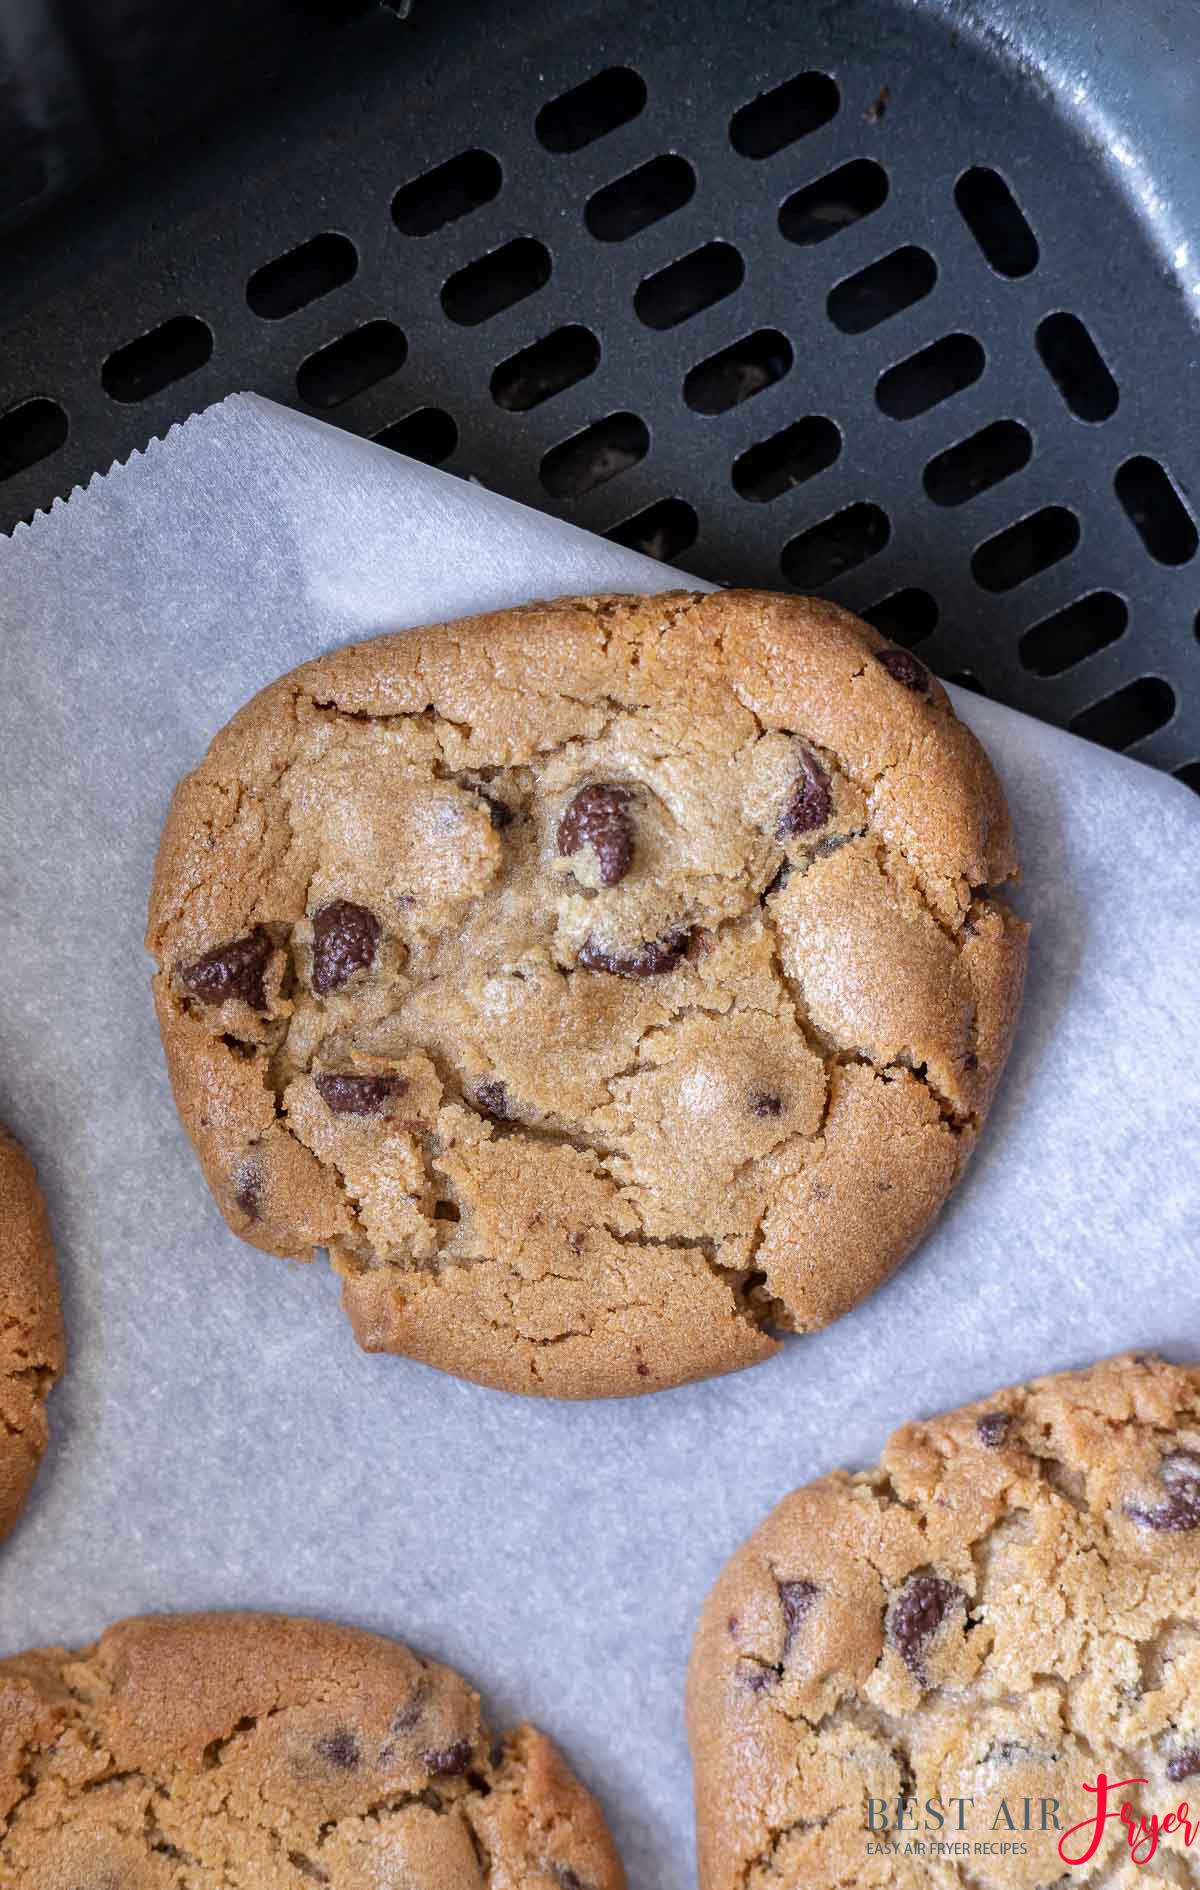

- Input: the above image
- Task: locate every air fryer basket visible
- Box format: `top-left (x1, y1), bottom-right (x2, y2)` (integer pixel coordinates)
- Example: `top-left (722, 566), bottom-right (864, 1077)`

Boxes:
top-left (1, 0), bottom-right (1197, 782)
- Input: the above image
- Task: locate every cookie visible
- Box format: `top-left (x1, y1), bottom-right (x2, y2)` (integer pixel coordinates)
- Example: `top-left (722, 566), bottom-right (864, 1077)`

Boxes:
top-left (0, 1610), bottom-right (625, 1888)
top-left (688, 1353), bottom-right (1200, 1890)
top-left (0, 1123), bottom-right (65, 1544)
top-left (147, 589), bottom-right (1026, 1398)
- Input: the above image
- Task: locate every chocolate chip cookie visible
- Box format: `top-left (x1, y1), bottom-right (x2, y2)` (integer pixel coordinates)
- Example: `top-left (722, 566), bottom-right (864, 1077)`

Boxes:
top-left (0, 1124), bottom-right (64, 1544)
top-left (147, 590), bottom-right (1026, 1398)
top-left (0, 1610), bottom-right (625, 1887)
top-left (688, 1353), bottom-right (1200, 1890)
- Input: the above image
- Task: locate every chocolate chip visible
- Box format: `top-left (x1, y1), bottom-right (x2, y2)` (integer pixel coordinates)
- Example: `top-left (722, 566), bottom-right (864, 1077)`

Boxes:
top-left (314, 1727), bottom-right (361, 1770)
top-left (557, 784), bottom-right (634, 887)
top-left (749, 1090), bottom-right (784, 1119)
top-left (311, 900), bottom-right (381, 997)
top-left (314, 1072), bottom-right (407, 1116)
top-left (475, 1079), bottom-right (510, 1119)
top-left (551, 1870), bottom-right (593, 1890)
top-left (778, 1579), bottom-right (819, 1652)
top-left (180, 928), bottom-right (272, 1010)
top-left (876, 648), bottom-right (929, 692)
top-left (739, 1661), bottom-right (774, 1693)
top-left (778, 750), bottom-right (832, 838)
top-left (422, 1739), bottom-right (472, 1776)
top-left (233, 1160), bottom-right (263, 1221)
top-left (1167, 1746), bottom-right (1200, 1782)
top-left (1126, 1450), bottom-right (1200, 1533)
top-left (976, 1412), bottom-right (1012, 1449)
top-left (391, 1678), bottom-right (431, 1734)
top-left (577, 931), bottom-right (689, 977)
top-left (888, 1574), bottom-right (963, 1678)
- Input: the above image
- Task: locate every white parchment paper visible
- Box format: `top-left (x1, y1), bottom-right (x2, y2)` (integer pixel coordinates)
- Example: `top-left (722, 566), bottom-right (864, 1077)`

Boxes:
top-left (1, 393), bottom-right (1198, 1887)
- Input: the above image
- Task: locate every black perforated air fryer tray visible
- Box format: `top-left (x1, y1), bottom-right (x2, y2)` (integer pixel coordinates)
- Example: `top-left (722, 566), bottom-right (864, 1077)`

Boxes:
top-left (2, 0), bottom-right (1199, 784)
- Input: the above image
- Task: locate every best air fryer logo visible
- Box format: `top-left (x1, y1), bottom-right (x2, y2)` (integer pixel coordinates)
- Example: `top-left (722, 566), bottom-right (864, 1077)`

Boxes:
top-left (1058, 1776), bottom-right (1199, 1868)
top-left (865, 1777), bottom-right (1200, 1869)
top-left (865, 1790), bottom-right (1059, 1866)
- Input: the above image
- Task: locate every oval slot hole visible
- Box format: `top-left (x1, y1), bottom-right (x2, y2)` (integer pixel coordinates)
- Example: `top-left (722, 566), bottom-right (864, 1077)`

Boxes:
top-left (781, 502), bottom-right (890, 587)
top-left (1035, 312), bottom-right (1118, 422)
top-left (779, 159), bottom-right (888, 246)
top-left (247, 233), bottom-right (357, 319)
top-left (441, 238), bottom-right (551, 326)
top-left (1070, 677), bottom-right (1175, 751)
top-left (607, 497), bottom-right (698, 560)
top-left (1019, 591), bottom-right (1127, 676)
top-left (634, 242), bottom-right (744, 329)
top-left (954, 167), bottom-right (1039, 276)
top-left (491, 326), bottom-right (600, 411)
top-left (536, 67), bottom-right (646, 154)
top-left (102, 316), bottom-right (212, 403)
top-left (876, 332), bottom-right (984, 420)
top-left (297, 320), bottom-right (407, 408)
top-left (732, 416), bottom-right (840, 501)
top-left (828, 246), bottom-right (936, 335)
top-left (1114, 456), bottom-right (1198, 565)
top-left (683, 329), bottom-right (792, 415)
top-left (971, 505), bottom-right (1079, 592)
top-left (373, 408), bottom-right (458, 466)
top-left (392, 150), bottom-right (502, 236)
top-left (0, 396), bottom-right (68, 480)
top-left (861, 588), bottom-right (938, 648)
top-left (730, 71), bottom-right (839, 158)
top-left (540, 413), bottom-right (649, 499)
top-left (585, 155), bottom-right (695, 242)
top-left (923, 420), bottom-right (1031, 506)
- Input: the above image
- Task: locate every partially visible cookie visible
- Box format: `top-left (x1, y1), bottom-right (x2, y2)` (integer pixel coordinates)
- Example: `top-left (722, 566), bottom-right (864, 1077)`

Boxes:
top-left (0, 1610), bottom-right (626, 1888)
top-left (147, 589), bottom-right (1026, 1398)
top-left (0, 1124), bottom-right (64, 1545)
top-left (688, 1353), bottom-right (1200, 1890)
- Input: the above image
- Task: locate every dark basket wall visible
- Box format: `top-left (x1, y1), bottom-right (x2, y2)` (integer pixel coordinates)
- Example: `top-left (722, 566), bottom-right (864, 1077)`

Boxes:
top-left (1, 0), bottom-right (1198, 787)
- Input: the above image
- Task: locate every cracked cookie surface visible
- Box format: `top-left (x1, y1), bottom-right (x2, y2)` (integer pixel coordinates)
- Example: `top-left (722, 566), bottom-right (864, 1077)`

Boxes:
top-left (0, 1124), bottom-right (64, 1545)
top-left (147, 589), bottom-right (1026, 1398)
top-left (688, 1353), bottom-right (1200, 1890)
top-left (0, 1610), bottom-right (625, 1889)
